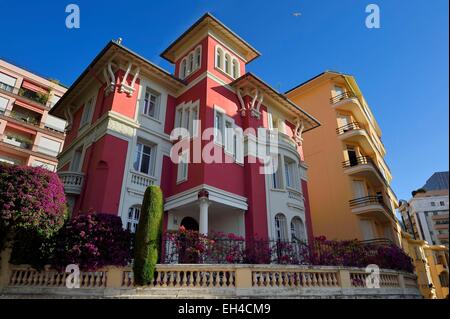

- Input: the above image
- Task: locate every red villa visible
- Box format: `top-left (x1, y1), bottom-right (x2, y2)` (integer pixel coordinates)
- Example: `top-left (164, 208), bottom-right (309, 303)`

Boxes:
top-left (49, 13), bottom-right (320, 243)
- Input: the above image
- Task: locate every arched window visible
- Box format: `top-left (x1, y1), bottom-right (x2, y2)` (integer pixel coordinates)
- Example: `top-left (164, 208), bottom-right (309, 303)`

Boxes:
top-left (232, 59), bottom-right (239, 78)
top-left (195, 46), bottom-right (201, 69)
top-left (216, 47), bottom-right (223, 69)
top-left (180, 59), bottom-right (187, 79)
top-left (127, 205), bottom-right (141, 233)
top-left (225, 54), bottom-right (231, 74)
top-left (275, 213), bottom-right (288, 242)
top-left (290, 217), bottom-right (306, 242)
top-left (188, 53), bottom-right (194, 74)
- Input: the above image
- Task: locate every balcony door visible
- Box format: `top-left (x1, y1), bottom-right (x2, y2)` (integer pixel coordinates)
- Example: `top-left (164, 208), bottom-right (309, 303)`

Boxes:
top-left (347, 146), bottom-right (358, 166)
top-left (337, 114), bottom-right (351, 131)
top-left (360, 219), bottom-right (375, 241)
top-left (352, 180), bottom-right (367, 199)
top-left (334, 86), bottom-right (345, 98)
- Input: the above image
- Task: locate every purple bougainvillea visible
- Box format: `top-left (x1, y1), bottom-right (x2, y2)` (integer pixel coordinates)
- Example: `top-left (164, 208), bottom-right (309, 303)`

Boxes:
top-left (50, 213), bottom-right (133, 271)
top-left (0, 164), bottom-right (67, 241)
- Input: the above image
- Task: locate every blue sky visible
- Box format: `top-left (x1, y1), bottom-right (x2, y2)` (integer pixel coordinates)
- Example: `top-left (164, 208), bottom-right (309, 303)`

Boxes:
top-left (0, 0), bottom-right (448, 201)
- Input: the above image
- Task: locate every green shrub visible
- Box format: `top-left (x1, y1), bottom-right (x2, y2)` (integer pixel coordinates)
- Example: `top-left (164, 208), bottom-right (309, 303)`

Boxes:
top-left (133, 186), bottom-right (164, 285)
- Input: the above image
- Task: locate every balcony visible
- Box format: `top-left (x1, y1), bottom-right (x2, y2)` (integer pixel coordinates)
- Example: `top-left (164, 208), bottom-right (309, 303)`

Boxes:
top-left (330, 91), bottom-right (358, 104)
top-left (342, 156), bottom-right (386, 187)
top-left (58, 171), bottom-right (84, 195)
top-left (349, 195), bottom-right (395, 220)
top-left (2, 135), bottom-right (32, 150)
top-left (128, 170), bottom-right (156, 194)
top-left (266, 130), bottom-right (298, 153)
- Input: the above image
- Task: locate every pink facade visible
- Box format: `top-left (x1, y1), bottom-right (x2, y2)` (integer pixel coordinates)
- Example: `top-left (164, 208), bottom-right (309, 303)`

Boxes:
top-left (50, 13), bottom-right (319, 242)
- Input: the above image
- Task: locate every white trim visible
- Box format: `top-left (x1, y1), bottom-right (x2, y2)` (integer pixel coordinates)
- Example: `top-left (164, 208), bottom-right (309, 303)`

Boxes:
top-left (164, 184), bottom-right (248, 211)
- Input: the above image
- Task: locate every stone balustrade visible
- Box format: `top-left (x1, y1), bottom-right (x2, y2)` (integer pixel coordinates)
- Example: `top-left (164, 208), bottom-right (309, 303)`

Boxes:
top-left (0, 254), bottom-right (422, 298)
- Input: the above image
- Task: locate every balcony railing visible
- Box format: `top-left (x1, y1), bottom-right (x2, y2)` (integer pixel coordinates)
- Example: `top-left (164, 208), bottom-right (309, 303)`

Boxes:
top-left (336, 122), bottom-right (361, 135)
top-left (58, 171), bottom-right (84, 195)
top-left (330, 91), bottom-right (357, 104)
top-left (349, 195), bottom-right (394, 218)
top-left (342, 155), bottom-right (389, 185)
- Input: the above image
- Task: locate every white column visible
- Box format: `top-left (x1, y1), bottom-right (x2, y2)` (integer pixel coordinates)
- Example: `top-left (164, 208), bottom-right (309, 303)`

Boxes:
top-left (199, 198), bottom-right (210, 235)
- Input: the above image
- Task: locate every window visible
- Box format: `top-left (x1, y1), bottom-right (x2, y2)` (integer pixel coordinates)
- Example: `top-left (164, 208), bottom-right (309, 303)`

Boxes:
top-left (440, 201), bottom-right (445, 206)
top-left (284, 157), bottom-right (299, 190)
top-left (272, 155), bottom-right (284, 189)
top-left (188, 53), bottom-right (194, 74)
top-left (431, 202), bottom-right (436, 207)
top-left (71, 147), bottom-right (83, 171)
top-left (275, 213), bottom-right (288, 241)
top-left (174, 101), bottom-right (200, 138)
top-left (80, 96), bottom-right (95, 128)
top-left (214, 110), bottom-right (224, 145)
top-left (127, 205), bottom-right (141, 233)
top-left (0, 96), bottom-right (8, 113)
top-left (133, 142), bottom-right (156, 176)
top-left (177, 151), bottom-right (189, 183)
top-left (143, 89), bottom-right (160, 119)
top-left (216, 47), bottom-right (223, 69)
top-left (36, 137), bottom-right (62, 156)
top-left (225, 54), bottom-right (231, 74)
top-left (232, 59), bottom-right (240, 78)
top-left (179, 46), bottom-right (202, 79)
top-left (224, 119), bottom-right (234, 154)
top-left (180, 59), bottom-right (187, 79)
top-left (195, 47), bottom-right (201, 69)
top-left (215, 46), bottom-right (240, 79)
top-left (0, 72), bottom-right (16, 92)
top-left (291, 217), bottom-right (306, 242)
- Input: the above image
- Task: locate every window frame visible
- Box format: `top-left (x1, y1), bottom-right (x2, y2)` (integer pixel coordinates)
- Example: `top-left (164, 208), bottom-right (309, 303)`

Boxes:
top-left (275, 213), bottom-right (288, 242)
top-left (142, 88), bottom-right (161, 120)
top-left (133, 141), bottom-right (156, 177)
top-left (176, 150), bottom-right (189, 184)
top-left (174, 100), bottom-right (200, 139)
top-left (127, 205), bottom-right (141, 233)
top-left (79, 95), bottom-right (96, 129)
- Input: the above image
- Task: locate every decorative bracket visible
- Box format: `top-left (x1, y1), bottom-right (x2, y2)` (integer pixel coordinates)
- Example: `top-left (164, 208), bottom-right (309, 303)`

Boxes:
top-left (103, 61), bottom-right (116, 96)
top-left (237, 87), bottom-right (263, 119)
top-left (119, 62), bottom-right (140, 97)
top-left (250, 89), bottom-right (263, 119)
top-left (294, 118), bottom-right (305, 146)
top-left (237, 88), bottom-right (247, 117)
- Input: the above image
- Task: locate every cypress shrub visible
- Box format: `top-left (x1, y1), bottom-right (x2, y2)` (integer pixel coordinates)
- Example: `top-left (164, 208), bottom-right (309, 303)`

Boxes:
top-left (133, 185), bottom-right (164, 285)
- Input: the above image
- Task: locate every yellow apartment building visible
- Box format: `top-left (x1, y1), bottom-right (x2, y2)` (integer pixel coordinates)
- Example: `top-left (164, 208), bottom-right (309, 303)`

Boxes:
top-left (401, 232), bottom-right (449, 299)
top-left (285, 71), bottom-right (402, 245)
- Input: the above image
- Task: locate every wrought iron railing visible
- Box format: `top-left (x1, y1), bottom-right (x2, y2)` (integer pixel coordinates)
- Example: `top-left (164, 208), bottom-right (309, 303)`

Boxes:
top-left (161, 235), bottom-right (399, 267)
top-left (349, 195), bottom-right (394, 218)
top-left (336, 122), bottom-right (361, 135)
top-left (330, 91), bottom-right (357, 104)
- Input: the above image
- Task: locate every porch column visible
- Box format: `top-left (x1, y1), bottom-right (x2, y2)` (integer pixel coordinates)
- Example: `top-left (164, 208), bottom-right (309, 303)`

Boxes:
top-left (198, 189), bottom-right (210, 235)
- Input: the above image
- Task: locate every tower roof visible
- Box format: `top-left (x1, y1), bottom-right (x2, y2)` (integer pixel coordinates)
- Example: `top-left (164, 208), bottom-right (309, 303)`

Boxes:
top-left (422, 171), bottom-right (449, 191)
top-left (160, 13), bottom-right (261, 64)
